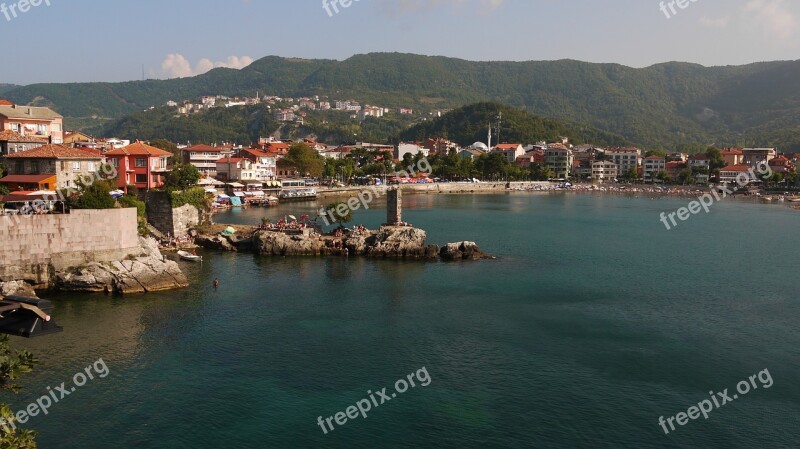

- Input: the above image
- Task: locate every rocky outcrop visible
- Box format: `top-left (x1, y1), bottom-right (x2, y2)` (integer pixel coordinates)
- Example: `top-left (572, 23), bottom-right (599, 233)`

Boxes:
top-left (439, 241), bottom-right (495, 261)
top-left (214, 226), bottom-right (491, 261)
top-left (255, 231), bottom-right (326, 256)
top-left (54, 237), bottom-right (189, 295)
top-left (365, 226), bottom-right (438, 259)
top-left (0, 281), bottom-right (38, 299)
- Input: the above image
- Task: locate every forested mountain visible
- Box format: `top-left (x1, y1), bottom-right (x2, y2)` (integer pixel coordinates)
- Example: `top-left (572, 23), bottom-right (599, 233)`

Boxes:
top-left (5, 53), bottom-right (800, 149)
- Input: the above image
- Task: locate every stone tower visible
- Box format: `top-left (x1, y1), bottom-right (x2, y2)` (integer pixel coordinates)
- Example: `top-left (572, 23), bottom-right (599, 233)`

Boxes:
top-left (387, 188), bottom-right (402, 225)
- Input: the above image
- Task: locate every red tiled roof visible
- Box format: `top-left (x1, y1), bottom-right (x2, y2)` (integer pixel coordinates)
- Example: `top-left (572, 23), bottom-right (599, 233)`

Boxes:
top-left (217, 157), bottom-right (245, 163)
top-left (0, 130), bottom-right (48, 143)
top-left (105, 142), bottom-right (173, 157)
top-left (0, 100), bottom-right (13, 106)
top-left (720, 149), bottom-right (743, 155)
top-left (720, 165), bottom-right (750, 172)
top-left (184, 144), bottom-right (224, 153)
top-left (0, 174), bottom-right (56, 183)
top-left (495, 144), bottom-right (521, 150)
top-left (4, 144), bottom-right (103, 159)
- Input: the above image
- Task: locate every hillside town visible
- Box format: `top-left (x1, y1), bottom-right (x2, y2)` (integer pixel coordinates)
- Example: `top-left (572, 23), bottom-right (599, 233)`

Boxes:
top-left (1, 101), bottom-right (799, 212)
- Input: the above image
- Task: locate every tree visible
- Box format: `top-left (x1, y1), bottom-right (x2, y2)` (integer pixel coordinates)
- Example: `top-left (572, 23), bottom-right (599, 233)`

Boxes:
top-left (165, 163), bottom-right (201, 190)
top-left (529, 163), bottom-right (553, 181)
top-left (621, 167), bottom-right (638, 182)
top-left (0, 334), bottom-right (38, 448)
top-left (63, 178), bottom-right (116, 210)
top-left (284, 143), bottom-right (323, 178)
top-left (656, 171), bottom-right (670, 184)
top-left (324, 201), bottom-right (353, 225)
top-left (678, 168), bottom-right (696, 185)
top-left (705, 147), bottom-right (726, 172)
top-left (148, 139), bottom-right (180, 159)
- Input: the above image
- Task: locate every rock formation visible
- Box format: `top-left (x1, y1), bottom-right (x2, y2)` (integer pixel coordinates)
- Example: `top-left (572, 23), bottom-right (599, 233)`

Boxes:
top-left (54, 237), bottom-right (189, 294)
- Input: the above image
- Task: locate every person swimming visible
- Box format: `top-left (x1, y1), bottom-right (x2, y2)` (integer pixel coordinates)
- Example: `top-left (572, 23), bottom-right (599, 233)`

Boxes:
top-left (213, 278), bottom-right (219, 288)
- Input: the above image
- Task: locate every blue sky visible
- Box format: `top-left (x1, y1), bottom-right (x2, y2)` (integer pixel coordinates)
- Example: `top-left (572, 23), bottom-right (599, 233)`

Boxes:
top-left (2, 0), bottom-right (799, 84)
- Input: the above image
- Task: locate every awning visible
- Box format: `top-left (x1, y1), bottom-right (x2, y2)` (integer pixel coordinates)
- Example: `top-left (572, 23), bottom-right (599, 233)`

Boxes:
top-left (234, 192), bottom-right (245, 197)
top-left (227, 182), bottom-right (245, 187)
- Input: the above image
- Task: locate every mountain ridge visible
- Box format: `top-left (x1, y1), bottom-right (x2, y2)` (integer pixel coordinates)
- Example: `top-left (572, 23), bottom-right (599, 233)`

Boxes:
top-left (5, 53), bottom-right (800, 150)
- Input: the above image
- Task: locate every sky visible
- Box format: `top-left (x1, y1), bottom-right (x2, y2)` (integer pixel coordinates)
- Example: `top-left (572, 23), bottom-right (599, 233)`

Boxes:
top-left (2, 0), bottom-right (799, 84)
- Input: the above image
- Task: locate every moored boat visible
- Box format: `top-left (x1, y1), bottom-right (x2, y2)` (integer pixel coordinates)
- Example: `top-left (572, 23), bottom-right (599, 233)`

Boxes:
top-left (177, 250), bottom-right (203, 262)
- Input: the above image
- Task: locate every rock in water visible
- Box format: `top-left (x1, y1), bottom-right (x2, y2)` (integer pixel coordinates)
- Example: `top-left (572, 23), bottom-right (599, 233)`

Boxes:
top-left (255, 231), bottom-right (325, 256)
top-left (55, 237), bottom-right (189, 294)
top-left (0, 280), bottom-right (38, 299)
top-left (440, 241), bottom-right (494, 261)
top-left (366, 226), bottom-right (430, 258)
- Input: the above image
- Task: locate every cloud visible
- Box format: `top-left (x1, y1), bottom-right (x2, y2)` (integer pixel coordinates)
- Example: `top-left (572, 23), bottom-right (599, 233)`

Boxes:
top-left (160, 54), bottom-right (254, 79)
top-left (386, 0), bottom-right (504, 15)
top-left (742, 0), bottom-right (798, 41)
top-left (699, 16), bottom-right (729, 28)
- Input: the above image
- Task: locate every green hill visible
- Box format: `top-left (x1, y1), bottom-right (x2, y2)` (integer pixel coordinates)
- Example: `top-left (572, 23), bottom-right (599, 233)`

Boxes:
top-left (400, 103), bottom-right (628, 148)
top-left (5, 53), bottom-right (800, 149)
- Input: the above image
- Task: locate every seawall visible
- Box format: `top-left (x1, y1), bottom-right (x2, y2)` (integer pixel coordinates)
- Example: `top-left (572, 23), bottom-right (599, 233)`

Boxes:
top-left (0, 208), bottom-right (141, 285)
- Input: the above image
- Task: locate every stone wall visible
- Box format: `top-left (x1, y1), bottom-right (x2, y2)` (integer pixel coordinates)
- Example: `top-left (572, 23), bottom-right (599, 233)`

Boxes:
top-left (145, 191), bottom-right (199, 238)
top-left (0, 208), bottom-right (140, 285)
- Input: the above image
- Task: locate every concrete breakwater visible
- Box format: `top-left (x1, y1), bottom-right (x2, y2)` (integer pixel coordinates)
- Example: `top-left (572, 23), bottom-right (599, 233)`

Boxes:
top-left (316, 181), bottom-right (550, 198)
top-left (0, 208), bottom-right (188, 296)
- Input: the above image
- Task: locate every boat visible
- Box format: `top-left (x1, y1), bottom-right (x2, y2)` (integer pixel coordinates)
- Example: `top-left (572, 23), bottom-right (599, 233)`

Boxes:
top-left (278, 188), bottom-right (318, 201)
top-left (177, 250), bottom-right (203, 262)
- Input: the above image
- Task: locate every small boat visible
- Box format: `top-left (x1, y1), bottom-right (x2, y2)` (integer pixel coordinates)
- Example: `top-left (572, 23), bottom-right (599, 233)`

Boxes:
top-left (177, 250), bottom-right (203, 262)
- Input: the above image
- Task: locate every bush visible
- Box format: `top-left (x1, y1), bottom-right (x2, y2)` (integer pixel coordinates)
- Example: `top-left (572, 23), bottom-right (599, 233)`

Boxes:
top-left (118, 195), bottom-right (145, 217)
top-left (169, 187), bottom-right (211, 210)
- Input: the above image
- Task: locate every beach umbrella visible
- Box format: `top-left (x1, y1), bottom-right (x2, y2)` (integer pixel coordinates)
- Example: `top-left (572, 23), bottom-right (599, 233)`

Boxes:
top-left (288, 215), bottom-right (297, 221)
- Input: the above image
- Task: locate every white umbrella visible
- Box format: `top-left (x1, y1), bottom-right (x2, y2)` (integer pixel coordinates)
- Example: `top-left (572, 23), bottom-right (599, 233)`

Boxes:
top-left (288, 215), bottom-right (297, 220)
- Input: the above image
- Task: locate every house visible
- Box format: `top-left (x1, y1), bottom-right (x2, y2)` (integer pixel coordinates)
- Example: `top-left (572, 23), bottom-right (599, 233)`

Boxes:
top-left (768, 156), bottom-right (795, 174)
top-left (573, 160), bottom-right (592, 179)
top-left (63, 131), bottom-right (95, 146)
top-left (643, 155), bottom-right (666, 183)
top-left (1, 144), bottom-right (106, 190)
top-left (688, 154), bottom-right (710, 183)
top-left (105, 142), bottom-right (172, 191)
top-left (236, 149), bottom-right (278, 181)
top-left (396, 143), bottom-right (430, 160)
top-left (544, 146), bottom-right (574, 179)
top-left (323, 146), bottom-right (352, 160)
top-left (0, 104), bottom-right (64, 144)
top-left (516, 150), bottom-right (544, 168)
top-left (182, 144), bottom-right (232, 177)
top-left (572, 146), bottom-right (605, 162)
top-left (459, 148), bottom-right (485, 161)
top-left (591, 160), bottom-right (618, 183)
top-left (719, 165), bottom-right (755, 184)
top-left (216, 157), bottom-right (256, 182)
top-left (424, 138), bottom-right (459, 156)
top-left (666, 161), bottom-right (687, 181)
top-left (605, 147), bottom-right (642, 176)
top-left (0, 174), bottom-right (57, 192)
top-left (492, 144), bottom-right (525, 163)
top-left (0, 130), bottom-right (48, 156)
top-left (720, 148), bottom-right (744, 166)
top-left (742, 148), bottom-right (776, 167)
top-left (666, 152), bottom-right (689, 162)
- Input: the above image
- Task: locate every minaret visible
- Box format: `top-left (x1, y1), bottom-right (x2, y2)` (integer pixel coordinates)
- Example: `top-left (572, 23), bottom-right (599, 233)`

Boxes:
top-left (487, 123), bottom-right (492, 150)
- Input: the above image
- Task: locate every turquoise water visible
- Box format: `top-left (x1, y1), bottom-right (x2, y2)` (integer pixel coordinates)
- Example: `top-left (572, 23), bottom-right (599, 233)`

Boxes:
top-left (7, 193), bottom-right (800, 448)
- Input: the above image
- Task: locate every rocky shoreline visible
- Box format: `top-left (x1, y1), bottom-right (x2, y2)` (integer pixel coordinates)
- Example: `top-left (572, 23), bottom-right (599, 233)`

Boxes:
top-left (0, 237), bottom-right (189, 299)
top-left (195, 225), bottom-right (494, 261)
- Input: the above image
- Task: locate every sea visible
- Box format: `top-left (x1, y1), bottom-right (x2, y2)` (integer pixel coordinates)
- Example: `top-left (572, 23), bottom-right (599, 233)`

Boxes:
top-left (8, 192), bottom-right (800, 448)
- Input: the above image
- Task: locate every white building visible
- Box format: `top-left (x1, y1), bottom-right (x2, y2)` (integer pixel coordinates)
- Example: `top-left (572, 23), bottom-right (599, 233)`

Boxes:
top-left (643, 156), bottom-right (666, 183)
top-left (606, 147), bottom-right (642, 176)
top-left (396, 143), bottom-right (430, 160)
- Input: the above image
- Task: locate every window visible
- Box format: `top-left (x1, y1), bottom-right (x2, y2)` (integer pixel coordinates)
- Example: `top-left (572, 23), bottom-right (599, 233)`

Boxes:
top-left (135, 158), bottom-right (147, 168)
top-left (9, 123), bottom-right (21, 132)
top-left (72, 162), bottom-right (81, 172)
top-left (52, 123), bottom-right (62, 132)
top-left (36, 124), bottom-right (48, 135)
top-left (135, 174), bottom-right (147, 183)
top-left (110, 158), bottom-right (119, 166)
top-left (88, 162), bottom-right (96, 172)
